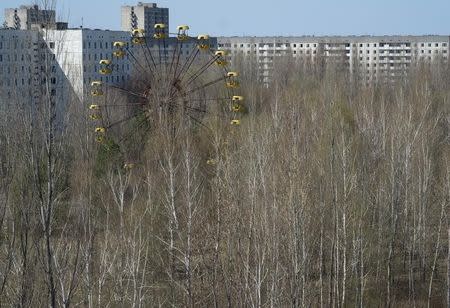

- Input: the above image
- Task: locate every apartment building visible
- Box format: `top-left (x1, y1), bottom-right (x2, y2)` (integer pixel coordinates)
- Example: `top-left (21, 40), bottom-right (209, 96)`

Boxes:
top-left (4, 4), bottom-right (67, 30)
top-left (0, 28), bottom-right (70, 112)
top-left (43, 28), bottom-right (133, 101)
top-left (218, 36), bottom-right (450, 83)
top-left (121, 2), bottom-right (169, 37)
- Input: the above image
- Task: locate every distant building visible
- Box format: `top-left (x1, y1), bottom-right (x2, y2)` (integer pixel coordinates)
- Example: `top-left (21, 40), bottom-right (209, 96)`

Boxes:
top-left (4, 4), bottom-right (67, 30)
top-left (218, 36), bottom-right (450, 83)
top-left (121, 2), bottom-right (169, 37)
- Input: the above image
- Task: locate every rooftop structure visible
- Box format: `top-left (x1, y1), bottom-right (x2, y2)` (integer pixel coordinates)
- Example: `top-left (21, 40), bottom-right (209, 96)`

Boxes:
top-left (121, 2), bottom-right (169, 37)
top-left (4, 4), bottom-right (66, 30)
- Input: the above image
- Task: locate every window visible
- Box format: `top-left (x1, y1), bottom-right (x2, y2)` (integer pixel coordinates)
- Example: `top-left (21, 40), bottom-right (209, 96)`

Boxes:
top-left (49, 42), bottom-right (55, 49)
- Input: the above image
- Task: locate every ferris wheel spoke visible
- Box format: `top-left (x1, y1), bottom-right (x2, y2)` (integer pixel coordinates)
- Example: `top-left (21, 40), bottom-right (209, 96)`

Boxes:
top-left (97, 104), bottom-right (146, 109)
top-left (184, 105), bottom-right (208, 114)
top-left (178, 97), bottom-right (231, 102)
top-left (175, 46), bottom-right (200, 84)
top-left (168, 40), bottom-right (181, 81)
top-left (186, 113), bottom-right (212, 131)
top-left (126, 47), bottom-right (151, 76)
top-left (142, 38), bottom-right (158, 70)
top-left (107, 112), bottom-right (143, 129)
top-left (119, 117), bottom-right (150, 143)
top-left (109, 85), bottom-right (148, 99)
top-left (182, 55), bottom-right (220, 88)
top-left (168, 49), bottom-right (200, 98)
top-left (137, 43), bottom-right (156, 78)
top-left (167, 37), bottom-right (199, 94)
top-left (172, 40), bottom-right (192, 81)
top-left (184, 76), bottom-right (227, 96)
top-left (157, 38), bottom-right (163, 70)
top-left (162, 38), bottom-right (169, 74)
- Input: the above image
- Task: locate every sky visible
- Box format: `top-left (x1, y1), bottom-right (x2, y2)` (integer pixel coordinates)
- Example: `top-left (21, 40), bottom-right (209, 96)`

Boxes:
top-left (0, 0), bottom-right (449, 36)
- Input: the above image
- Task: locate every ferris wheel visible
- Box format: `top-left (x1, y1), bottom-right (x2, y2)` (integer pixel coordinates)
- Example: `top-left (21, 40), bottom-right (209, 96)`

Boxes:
top-left (88, 24), bottom-right (245, 160)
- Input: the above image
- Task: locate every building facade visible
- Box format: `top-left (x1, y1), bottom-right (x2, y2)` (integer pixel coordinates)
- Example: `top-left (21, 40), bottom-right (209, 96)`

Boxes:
top-left (4, 4), bottom-right (67, 30)
top-left (218, 36), bottom-right (450, 83)
top-left (0, 28), bottom-right (70, 112)
top-left (121, 2), bottom-right (169, 37)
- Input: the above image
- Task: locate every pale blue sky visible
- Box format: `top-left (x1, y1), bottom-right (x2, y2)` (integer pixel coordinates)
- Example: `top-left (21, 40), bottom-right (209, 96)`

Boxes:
top-left (1, 0), bottom-right (449, 36)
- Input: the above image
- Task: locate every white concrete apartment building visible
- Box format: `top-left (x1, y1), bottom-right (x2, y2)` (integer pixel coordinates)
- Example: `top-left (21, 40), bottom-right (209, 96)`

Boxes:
top-left (43, 28), bottom-right (133, 101)
top-left (0, 28), bottom-right (69, 110)
top-left (218, 36), bottom-right (450, 83)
